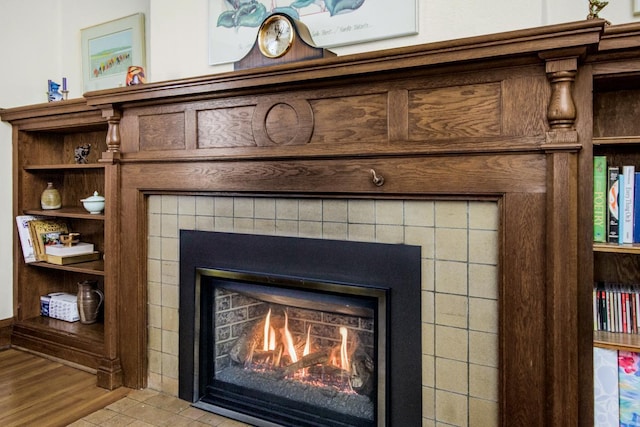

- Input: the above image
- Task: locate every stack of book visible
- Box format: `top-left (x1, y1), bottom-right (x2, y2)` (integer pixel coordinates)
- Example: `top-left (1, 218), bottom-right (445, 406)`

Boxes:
top-left (594, 156), bottom-right (640, 244)
top-left (15, 216), bottom-right (99, 265)
top-left (594, 282), bottom-right (640, 334)
top-left (594, 347), bottom-right (640, 426)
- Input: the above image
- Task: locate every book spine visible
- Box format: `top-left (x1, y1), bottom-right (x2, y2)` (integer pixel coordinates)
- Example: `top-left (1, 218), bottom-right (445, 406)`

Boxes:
top-left (623, 166), bottom-right (635, 243)
top-left (594, 156), bottom-right (607, 243)
top-left (619, 173), bottom-right (625, 244)
top-left (608, 166), bottom-right (620, 243)
top-left (635, 173), bottom-right (640, 243)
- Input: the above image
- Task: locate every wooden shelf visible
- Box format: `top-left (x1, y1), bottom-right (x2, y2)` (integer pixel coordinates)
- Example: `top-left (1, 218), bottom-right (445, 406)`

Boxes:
top-left (30, 259), bottom-right (105, 276)
top-left (16, 316), bottom-right (104, 344)
top-left (593, 242), bottom-right (640, 254)
top-left (24, 163), bottom-right (105, 171)
top-left (23, 207), bottom-right (104, 220)
top-left (594, 330), bottom-right (640, 352)
top-left (593, 136), bottom-right (640, 145)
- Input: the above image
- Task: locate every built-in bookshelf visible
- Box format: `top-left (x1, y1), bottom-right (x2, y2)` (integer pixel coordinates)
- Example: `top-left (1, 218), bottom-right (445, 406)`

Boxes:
top-left (593, 74), bottom-right (640, 353)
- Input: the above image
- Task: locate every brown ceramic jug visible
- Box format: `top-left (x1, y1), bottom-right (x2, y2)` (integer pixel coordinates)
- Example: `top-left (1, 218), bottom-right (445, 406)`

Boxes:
top-left (77, 281), bottom-right (104, 324)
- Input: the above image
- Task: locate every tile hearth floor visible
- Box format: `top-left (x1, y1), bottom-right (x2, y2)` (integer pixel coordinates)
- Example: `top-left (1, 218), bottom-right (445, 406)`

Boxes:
top-left (69, 389), bottom-right (251, 427)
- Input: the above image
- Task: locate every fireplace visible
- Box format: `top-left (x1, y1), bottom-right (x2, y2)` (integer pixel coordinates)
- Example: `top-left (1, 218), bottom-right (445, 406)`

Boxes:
top-left (179, 230), bottom-right (422, 426)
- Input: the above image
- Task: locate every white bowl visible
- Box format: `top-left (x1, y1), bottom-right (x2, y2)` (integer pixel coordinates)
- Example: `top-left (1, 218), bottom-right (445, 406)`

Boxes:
top-left (81, 191), bottom-right (105, 214)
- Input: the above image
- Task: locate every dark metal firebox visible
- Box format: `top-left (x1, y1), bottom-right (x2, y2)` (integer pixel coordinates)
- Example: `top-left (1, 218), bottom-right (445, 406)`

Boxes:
top-left (179, 231), bottom-right (421, 426)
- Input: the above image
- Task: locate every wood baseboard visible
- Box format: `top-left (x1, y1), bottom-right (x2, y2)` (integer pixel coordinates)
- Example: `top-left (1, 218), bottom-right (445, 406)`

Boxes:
top-left (0, 317), bottom-right (14, 349)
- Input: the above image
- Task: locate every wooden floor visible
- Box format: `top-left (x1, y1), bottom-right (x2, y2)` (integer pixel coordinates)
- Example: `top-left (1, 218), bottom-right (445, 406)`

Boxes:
top-left (0, 348), bottom-right (130, 427)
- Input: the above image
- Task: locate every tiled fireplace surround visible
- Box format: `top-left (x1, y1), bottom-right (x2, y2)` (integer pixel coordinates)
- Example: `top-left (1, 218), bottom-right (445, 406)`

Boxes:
top-left (146, 195), bottom-right (498, 426)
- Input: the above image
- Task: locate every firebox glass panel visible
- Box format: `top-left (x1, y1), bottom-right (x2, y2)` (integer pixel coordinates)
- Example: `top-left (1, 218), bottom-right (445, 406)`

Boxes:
top-left (200, 269), bottom-right (381, 427)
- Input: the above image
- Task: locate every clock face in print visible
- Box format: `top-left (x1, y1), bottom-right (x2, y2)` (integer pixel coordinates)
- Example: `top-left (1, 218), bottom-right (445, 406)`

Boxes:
top-left (258, 14), bottom-right (294, 59)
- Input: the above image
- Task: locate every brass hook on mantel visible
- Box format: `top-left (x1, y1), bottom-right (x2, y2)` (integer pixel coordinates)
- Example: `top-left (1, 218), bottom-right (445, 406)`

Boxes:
top-left (370, 169), bottom-right (385, 187)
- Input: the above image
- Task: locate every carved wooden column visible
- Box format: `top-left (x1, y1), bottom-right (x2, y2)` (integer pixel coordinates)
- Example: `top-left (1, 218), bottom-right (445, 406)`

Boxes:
top-left (541, 51), bottom-right (583, 427)
top-left (98, 105), bottom-right (123, 389)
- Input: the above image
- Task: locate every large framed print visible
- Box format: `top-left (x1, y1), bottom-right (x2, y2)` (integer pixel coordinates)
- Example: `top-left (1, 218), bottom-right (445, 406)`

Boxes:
top-left (208, 0), bottom-right (418, 65)
top-left (81, 13), bottom-right (146, 93)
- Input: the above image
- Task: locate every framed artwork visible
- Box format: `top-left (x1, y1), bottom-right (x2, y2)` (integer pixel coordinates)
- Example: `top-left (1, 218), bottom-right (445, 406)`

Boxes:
top-left (208, 0), bottom-right (418, 65)
top-left (81, 13), bottom-right (146, 93)
top-left (635, 0), bottom-right (640, 15)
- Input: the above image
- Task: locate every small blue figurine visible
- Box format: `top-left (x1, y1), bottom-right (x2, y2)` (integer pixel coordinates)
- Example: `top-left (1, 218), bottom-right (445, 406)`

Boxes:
top-left (47, 80), bottom-right (63, 102)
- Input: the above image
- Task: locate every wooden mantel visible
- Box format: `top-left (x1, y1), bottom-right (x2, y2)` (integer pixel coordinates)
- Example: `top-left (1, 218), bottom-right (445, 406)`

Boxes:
top-left (10, 18), bottom-right (640, 425)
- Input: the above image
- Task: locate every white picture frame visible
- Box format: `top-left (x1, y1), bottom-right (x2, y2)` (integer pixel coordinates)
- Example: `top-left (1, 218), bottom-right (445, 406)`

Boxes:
top-left (81, 13), bottom-right (146, 93)
top-left (635, 0), bottom-right (640, 15)
top-left (208, 0), bottom-right (418, 65)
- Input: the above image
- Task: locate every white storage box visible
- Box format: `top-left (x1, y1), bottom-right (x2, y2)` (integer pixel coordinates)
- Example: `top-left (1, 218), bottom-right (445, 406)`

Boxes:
top-left (40, 292), bottom-right (79, 322)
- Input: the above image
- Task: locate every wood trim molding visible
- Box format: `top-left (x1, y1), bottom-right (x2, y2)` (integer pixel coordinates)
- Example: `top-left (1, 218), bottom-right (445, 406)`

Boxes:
top-left (0, 318), bottom-right (13, 349)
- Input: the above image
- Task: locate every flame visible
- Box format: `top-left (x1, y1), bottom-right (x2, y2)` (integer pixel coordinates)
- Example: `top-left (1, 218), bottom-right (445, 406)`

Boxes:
top-left (283, 311), bottom-right (298, 363)
top-left (339, 327), bottom-right (349, 372)
top-left (263, 309), bottom-right (271, 351)
top-left (303, 325), bottom-right (311, 357)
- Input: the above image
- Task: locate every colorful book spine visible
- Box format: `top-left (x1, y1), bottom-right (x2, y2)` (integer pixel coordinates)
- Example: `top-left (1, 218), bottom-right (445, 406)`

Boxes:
top-left (594, 156), bottom-right (607, 243)
top-left (635, 172), bottom-right (640, 243)
top-left (608, 166), bottom-right (620, 243)
top-left (623, 166), bottom-right (636, 243)
top-left (593, 347), bottom-right (619, 427)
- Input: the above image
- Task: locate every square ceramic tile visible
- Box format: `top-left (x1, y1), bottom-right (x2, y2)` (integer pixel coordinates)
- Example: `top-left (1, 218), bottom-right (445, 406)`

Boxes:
top-left (469, 331), bottom-right (498, 368)
top-left (255, 198), bottom-right (276, 219)
top-left (435, 357), bottom-right (468, 394)
top-left (435, 260), bottom-right (468, 295)
top-left (178, 196), bottom-right (196, 215)
top-left (405, 200), bottom-right (434, 227)
top-left (469, 229), bottom-right (498, 265)
top-left (469, 364), bottom-right (498, 401)
top-left (469, 264), bottom-right (498, 299)
top-left (375, 200), bottom-right (403, 225)
top-left (435, 228), bottom-right (468, 262)
top-left (469, 201), bottom-right (499, 231)
top-left (348, 199), bottom-right (375, 224)
top-left (435, 293), bottom-right (468, 329)
top-left (435, 201), bottom-right (467, 228)
top-left (195, 196), bottom-right (214, 216)
top-left (435, 325), bottom-right (468, 362)
top-left (161, 195), bottom-right (178, 214)
top-left (276, 199), bottom-right (299, 220)
top-left (469, 297), bottom-right (498, 333)
top-left (323, 199), bottom-right (348, 222)
top-left (435, 389), bottom-right (468, 426)
top-left (214, 196), bottom-right (233, 217)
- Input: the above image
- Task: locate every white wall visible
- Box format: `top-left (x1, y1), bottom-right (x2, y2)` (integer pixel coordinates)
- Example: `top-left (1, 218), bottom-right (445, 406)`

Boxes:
top-left (0, 0), bottom-right (637, 319)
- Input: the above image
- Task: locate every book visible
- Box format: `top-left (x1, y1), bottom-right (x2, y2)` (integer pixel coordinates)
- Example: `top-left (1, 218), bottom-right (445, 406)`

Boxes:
top-left (593, 347), bottom-right (619, 427)
top-left (45, 242), bottom-right (94, 257)
top-left (619, 173), bottom-right (625, 244)
top-left (594, 156), bottom-right (607, 243)
top-left (618, 351), bottom-right (640, 426)
top-left (622, 165), bottom-right (636, 243)
top-left (607, 166), bottom-right (620, 243)
top-left (635, 173), bottom-right (640, 243)
top-left (40, 292), bottom-right (79, 322)
top-left (27, 219), bottom-right (69, 261)
top-left (45, 251), bottom-right (100, 265)
top-left (15, 215), bottom-right (44, 263)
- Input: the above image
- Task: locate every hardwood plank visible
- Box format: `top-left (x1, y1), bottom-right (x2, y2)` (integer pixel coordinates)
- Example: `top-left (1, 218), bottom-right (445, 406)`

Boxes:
top-left (0, 349), bottom-right (130, 427)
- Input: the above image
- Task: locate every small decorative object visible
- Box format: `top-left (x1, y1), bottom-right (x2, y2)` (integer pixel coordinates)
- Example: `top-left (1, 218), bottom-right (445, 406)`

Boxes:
top-left (80, 191), bottom-right (105, 214)
top-left (74, 143), bottom-right (91, 164)
top-left (77, 280), bottom-right (104, 324)
top-left (61, 77), bottom-right (69, 100)
top-left (47, 80), bottom-right (63, 102)
top-left (40, 182), bottom-right (61, 210)
top-left (587, 0), bottom-right (608, 20)
top-left (59, 232), bottom-right (80, 247)
top-left (126, 66), bottom-right (146, 86)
